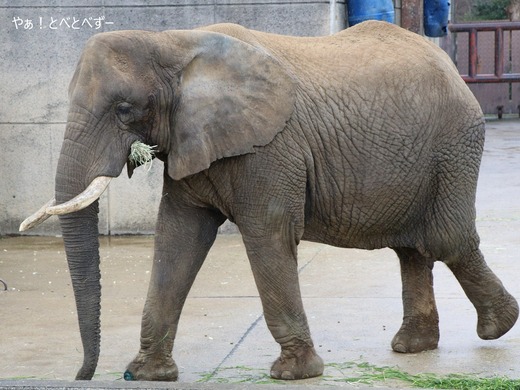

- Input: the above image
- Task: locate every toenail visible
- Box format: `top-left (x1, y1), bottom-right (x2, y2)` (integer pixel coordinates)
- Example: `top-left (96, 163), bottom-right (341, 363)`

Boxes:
top-left (281, 370), bottom-right (295, 380)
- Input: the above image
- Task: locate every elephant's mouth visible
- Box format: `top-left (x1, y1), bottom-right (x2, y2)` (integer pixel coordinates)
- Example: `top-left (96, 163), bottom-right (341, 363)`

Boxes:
top-left (19, 176), bottom-right (112, 232)
top-left (126, 141), bottom-right (157, 178)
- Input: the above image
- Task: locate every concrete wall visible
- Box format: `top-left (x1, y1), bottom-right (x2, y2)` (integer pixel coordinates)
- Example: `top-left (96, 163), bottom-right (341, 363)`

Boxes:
top-left (0, 0), bottom-right (348, 236)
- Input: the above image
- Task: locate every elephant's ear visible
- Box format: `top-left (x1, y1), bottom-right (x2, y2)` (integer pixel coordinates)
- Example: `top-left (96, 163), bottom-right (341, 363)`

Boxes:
top-left (166, 31), bottom-right (295, 180)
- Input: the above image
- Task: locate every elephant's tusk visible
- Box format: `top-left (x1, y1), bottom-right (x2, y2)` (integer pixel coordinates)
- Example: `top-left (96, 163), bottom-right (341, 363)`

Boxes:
top-left (46, 176), bottom-right (112, 216)
top-left (19, 198), bottom-right (56, 232)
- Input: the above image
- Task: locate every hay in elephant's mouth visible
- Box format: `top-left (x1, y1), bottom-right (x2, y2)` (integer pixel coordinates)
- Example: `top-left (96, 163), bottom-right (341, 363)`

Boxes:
top-left (129, 141), bottom-right (156, 171)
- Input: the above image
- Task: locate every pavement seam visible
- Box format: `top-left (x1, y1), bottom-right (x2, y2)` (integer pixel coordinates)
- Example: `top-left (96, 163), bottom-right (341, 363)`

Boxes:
top-left (204, 313), bottom-right (265, 381)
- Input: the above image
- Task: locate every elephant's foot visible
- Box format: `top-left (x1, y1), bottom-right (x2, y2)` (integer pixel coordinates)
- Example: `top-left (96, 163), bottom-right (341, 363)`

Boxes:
top-left (391, 320), bottom-right (439, 353)
top-left (476, 290), bottom-right (519, 340)
top-left (124, 353), bottom-right (178, 381)
top-left (270, 342), bottom-right (324, 380)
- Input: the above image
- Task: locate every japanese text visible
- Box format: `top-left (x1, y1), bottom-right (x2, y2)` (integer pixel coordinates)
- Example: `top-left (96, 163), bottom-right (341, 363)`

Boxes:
top-left (12, 16), bottom-right (114, 30)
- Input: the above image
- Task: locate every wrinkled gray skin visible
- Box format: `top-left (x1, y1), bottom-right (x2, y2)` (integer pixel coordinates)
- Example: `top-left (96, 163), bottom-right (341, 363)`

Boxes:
top-left (51, 21), bottom-right (518, 381)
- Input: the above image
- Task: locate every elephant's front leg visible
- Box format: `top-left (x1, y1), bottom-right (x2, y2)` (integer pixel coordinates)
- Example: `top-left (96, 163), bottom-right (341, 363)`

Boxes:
top-left (125, 191), bottom-right (225, 381)
top-left (391, 248), bottom-right (439, 353)
top-left (242, 230), bottom-right (324, 380)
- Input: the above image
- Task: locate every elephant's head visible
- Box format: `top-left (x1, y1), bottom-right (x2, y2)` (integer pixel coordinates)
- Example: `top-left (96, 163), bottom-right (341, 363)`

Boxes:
top-left (20, 27), bottom-right (294, 379)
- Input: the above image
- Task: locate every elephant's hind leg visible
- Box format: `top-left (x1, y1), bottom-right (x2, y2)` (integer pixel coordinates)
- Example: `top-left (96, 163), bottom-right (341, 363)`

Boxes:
top-left (445, 249), bottom-right (518, 340)
top-left (391, 248), bottom-right (440, 353)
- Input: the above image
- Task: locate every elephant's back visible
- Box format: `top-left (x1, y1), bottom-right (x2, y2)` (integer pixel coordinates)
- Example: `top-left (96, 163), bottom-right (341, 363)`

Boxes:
top-left (251, 21), bottom-right (479, 115)
top-left (246, 21), bottom-right (450, 73)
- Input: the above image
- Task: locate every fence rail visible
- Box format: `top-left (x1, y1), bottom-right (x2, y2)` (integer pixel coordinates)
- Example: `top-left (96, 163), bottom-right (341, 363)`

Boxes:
top-left (449, 21), bottom-right (520, 83)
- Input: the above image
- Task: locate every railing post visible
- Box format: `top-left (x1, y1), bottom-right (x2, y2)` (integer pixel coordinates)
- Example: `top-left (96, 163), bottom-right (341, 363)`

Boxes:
top-left (468, 28), bottom-right (478, 79)
top-left (495, 28), bottom-right (504, 78)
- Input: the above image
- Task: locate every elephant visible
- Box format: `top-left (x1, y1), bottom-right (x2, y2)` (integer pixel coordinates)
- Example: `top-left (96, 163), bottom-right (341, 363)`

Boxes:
top-left (21, 20), bottom-right (518, 381)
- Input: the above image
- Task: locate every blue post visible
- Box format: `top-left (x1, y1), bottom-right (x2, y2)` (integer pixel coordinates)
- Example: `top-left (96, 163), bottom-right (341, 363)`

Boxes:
top-left (424, 0), bottom-right (450, 37)
top-left (347, 0), bottom-right (395, 27)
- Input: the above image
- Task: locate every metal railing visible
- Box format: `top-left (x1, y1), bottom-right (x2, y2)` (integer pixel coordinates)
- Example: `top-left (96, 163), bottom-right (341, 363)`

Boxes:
top-left (448, 21), bottom-right (520, 83)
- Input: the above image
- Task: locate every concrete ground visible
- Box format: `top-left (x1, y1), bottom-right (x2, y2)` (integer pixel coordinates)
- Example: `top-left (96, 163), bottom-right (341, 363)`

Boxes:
top-left (1, 119), bottom-right (520, 389)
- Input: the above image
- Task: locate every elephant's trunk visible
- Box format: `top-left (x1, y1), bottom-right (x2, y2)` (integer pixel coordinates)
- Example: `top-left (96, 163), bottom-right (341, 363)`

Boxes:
top-left (21, 102), bottom-right (130, 378)
top-left (55, 137), bottom-right (103, 380)
top-left (59, 206), bottom-right (101, 380)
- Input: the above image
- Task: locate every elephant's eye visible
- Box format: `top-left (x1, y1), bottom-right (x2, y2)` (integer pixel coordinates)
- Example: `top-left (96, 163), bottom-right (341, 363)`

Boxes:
top-left (116, 102), bottom-right (134, 125)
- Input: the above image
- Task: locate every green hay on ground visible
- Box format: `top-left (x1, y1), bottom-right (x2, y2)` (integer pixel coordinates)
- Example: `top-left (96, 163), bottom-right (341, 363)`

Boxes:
top-left (327, 362), bottom-right (520, 389)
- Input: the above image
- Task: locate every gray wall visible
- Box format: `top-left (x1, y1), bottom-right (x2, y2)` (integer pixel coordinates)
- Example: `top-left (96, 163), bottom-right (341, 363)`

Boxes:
top-left (0, 0), bottom-right (347, 235)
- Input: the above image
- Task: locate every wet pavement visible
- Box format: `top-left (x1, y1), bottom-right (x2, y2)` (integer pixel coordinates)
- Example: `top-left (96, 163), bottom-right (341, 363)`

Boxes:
top-left (1, 119), bottom-right (520, 389)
